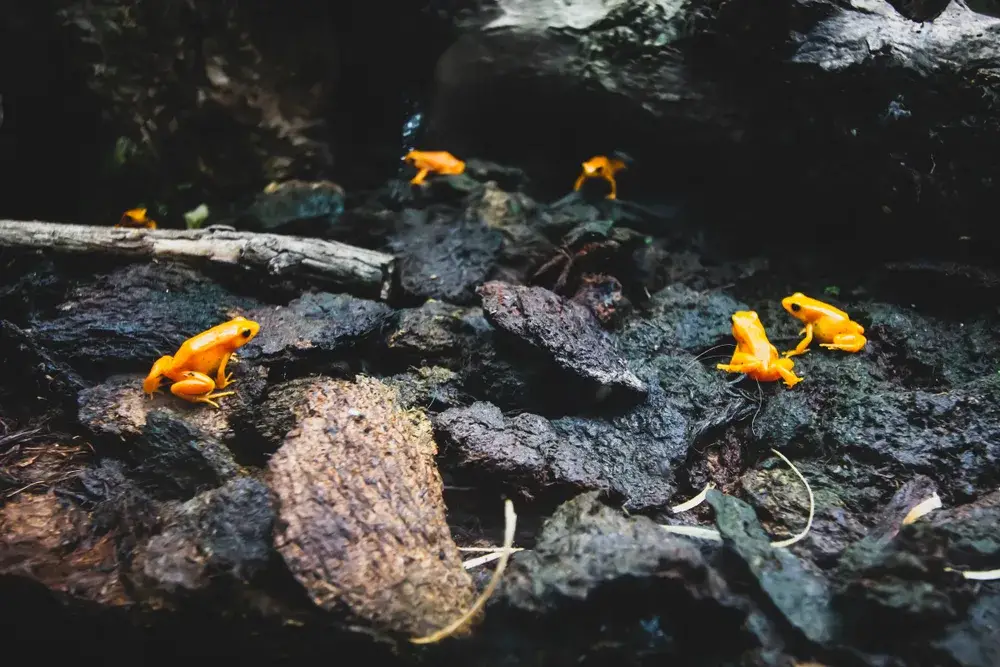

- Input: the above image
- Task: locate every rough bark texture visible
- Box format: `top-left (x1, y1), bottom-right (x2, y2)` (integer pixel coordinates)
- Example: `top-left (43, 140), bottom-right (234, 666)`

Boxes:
top-left (0, 220), bottom-right (396, 301)
top-left (267, 376), bottom-right (476, 638)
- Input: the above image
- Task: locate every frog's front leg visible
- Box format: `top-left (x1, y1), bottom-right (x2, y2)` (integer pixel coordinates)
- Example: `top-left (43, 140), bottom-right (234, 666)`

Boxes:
top-left (606, 175), bottom-right (617, 200)
top-left (783, 322), bottom-right (814, 358)
top-left (774, 358), bottom-right (804, 388)
top-left (215, 351), bottom-right (236, 389)
top-left (410, 168), bottom-right (430, 185)
top-left (820, 331), bottom-right (867, 353)
top-left (717, 352), bottom-right (761, 374)
top-left (170, 371), bottom-right (236, 409)
top-left (143, 355), bottom-right (175, 396)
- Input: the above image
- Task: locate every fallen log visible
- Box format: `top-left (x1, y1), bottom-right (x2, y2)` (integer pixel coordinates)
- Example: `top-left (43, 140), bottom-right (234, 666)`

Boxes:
top-left (0, 220), bottom-right (397, 301)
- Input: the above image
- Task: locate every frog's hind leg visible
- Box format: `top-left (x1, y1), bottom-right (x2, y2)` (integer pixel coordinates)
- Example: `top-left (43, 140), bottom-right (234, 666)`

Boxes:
top-left (193, 391), bottom-right (236, 409)
top-left (605, 176), bottom-right (618, 200)
top-left (170, 371), bottom-right (236, 409)
top-left (820, 332), bottom-right (867, 353)
top-left (783, 323), bottom-right (814, 358)
top-left (775, 360), bottom-right (804, 388)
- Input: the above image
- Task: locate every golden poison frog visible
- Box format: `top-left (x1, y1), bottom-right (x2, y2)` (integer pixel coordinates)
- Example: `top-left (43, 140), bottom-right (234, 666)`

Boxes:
top-left (781, 292), bottom-right (867, 358)
top-left (143, 317), bottom-right (260, 408)
top-left (717, 310), bottom-right (803, 388)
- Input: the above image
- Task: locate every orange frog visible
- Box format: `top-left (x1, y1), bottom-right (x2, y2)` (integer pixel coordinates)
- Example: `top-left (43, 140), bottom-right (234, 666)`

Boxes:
top-left (781, 292), bottom-right (867, 358)
top-left (573, 155), bottom-right (628, 200)
top-left (717, 311), bottom-right (803, 388)
top-left (143, 316), bottom-right (260, 408)
top-left (403, 150), bottom-right (466, 185)
top-left (116, 208), bottom-right (157, 230)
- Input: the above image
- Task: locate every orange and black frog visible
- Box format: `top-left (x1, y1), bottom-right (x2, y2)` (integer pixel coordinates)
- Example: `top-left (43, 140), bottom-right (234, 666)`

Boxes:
top-left (143, 316), bottom-right (260, 408)
top-left (717, 310), bottom-right (803, 388)
top-left (403, 150), bottom-right (466, 185)
top-left (115, 208), bottom-right (157, 229)
top-left (781, 292), bottom-right (867, 358)
top-left (573, 154), bottom-right (629, 200)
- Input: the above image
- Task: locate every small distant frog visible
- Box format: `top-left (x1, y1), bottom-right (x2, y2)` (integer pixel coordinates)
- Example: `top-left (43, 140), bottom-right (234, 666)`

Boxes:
top-left (143, 316), bottom-right (260, 408)
top-left (717, 310), bottom-right (803, 388)
top-left (573, 155), bottom-right (628, 200)
top-left (403, 150), bottom-right (466, 185)
top-left (116, 208), bottom-right (157, 229)
top-left (781, 292), bottom-right (867, 358)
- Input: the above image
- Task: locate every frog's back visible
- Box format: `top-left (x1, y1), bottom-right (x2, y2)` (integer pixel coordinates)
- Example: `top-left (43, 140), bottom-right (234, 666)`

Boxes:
top-left (172, 322), bottom-right (236, 368)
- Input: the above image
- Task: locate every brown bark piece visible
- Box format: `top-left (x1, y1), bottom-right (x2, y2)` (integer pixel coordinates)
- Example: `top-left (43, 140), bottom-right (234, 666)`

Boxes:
top-left (0, 491), bottom-right (129, 606)
top-left (268, 376), bottom-right (475, 637)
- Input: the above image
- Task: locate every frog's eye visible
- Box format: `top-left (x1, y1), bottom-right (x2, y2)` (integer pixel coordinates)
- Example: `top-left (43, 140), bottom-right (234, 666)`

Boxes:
top-left (241, 328), bottom-right (253, 338)
top-left (790, 302), bottom-right (802, 312)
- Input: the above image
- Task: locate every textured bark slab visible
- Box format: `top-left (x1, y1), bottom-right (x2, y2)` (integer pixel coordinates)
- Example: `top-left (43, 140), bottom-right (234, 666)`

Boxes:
top-left (268, 376), bottom-right (475, 637)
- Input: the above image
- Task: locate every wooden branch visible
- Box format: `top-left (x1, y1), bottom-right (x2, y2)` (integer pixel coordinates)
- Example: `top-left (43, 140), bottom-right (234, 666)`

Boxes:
top-left (0, 220), bottom-right (397, 301)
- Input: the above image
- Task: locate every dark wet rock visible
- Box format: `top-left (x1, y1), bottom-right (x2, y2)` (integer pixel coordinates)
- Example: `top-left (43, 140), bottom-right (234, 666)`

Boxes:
top-left (460, 326), bottom-right (552, 411)
top-left (391, 206), bottom-right (505, 305)
top-left (530, 219), bottom-right (653, 298)
top-left (860, 302), bottom-right (1000, 388)
top-left (924, 492), bottom-right (1000, 571)
top-left (0, 256), bottom-right (73, 324)
top-left (426, 0), bottom-right (1000, 255)
top-left (246, 377), bottom-right (319, 449)
top-left (234, 180), bottom-right (346, 236)
top-left (571, 273), bottom-right (632, 327)
top-left (839, 475), bottom-right (942, 575)
top-left (0, 320), bottom-right (88, 416)
top-left (613, 283), bottom-right (750, 391)
top-left (478, 281), bottom-right (646, 399)
top-left (385, 299), bottom-right (472, 369)
top-left (268, 376), bottom-right (475, 637)
top-left (78, 370), bottom-right (268, 447)
top-left (434, 402), bottom-right (565, 493)
top-left (877, 261), bottom-right (1000, 320)
top-left (762, 367), bottom-right (1000, 501)
top-left (833, 498), bottom-right (999, 652)
top-left (467, 182), bottom-right (553, 284)
top-left (707, 491), bottom-right (838, 647)
top-left (426, 0), bottom-right (738, 189)
top-left (28, 263), bottom-right (259, 379)
top-left (932, 590), bottom-right (1000, 667)
top-left (385, 367), bottom-right (470, 412)
top-left (498, 493), bottom-right (758, 662)
top-left (464, 158), bottom-right (528, 192)
top-left (741, 460), bottom-right (868, 569)
top-left (417, 173), bottom-right (489, 203)
top-left (241, 291), bottom-right (394, 376)
top-left (502, 492), bottom-right (730, 611)
top-left (747, 300), bottom-right (1000, 501)
top-left (631, 284), bottom-right (749, 354)
top-left (130, 477), bottom-right (274, 598)
top-left (437, 347), bottom-right (752, 509)
top-left (76, 458), bottom-right (159, 539)
top-left (538, 196), bottom-right (608, 238)
top-left (130, 411), bottom-right (242, 501)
